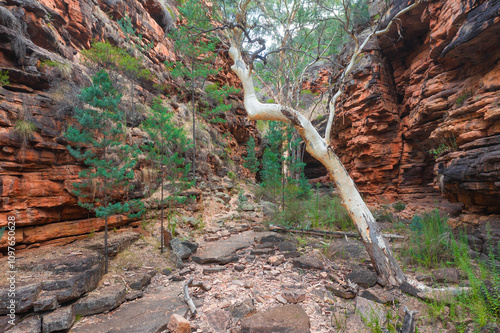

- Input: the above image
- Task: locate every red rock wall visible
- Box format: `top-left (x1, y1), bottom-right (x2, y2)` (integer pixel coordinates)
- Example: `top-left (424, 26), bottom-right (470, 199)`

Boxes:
top-left (0, 0), bottom-right (252, 252)
top-left (329, 0), bottom-right (500, 218)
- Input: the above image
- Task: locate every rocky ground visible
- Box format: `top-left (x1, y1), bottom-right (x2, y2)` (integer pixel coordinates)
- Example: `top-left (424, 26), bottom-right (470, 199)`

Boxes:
top-left (1, 178), bottom-right (492, 333)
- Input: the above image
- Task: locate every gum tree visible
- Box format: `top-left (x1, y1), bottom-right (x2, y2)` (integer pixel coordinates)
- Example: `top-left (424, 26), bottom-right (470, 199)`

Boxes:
top-left (211, 0), bottom-right (425, 286)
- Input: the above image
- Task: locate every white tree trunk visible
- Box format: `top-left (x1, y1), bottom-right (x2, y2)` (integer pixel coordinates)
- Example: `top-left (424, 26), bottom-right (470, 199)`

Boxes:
top-left (228, 32), bottom-right (406, 287)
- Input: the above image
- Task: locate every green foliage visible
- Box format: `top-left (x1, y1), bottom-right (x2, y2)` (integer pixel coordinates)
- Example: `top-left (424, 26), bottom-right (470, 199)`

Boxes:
top-left (455, 90), bottom-right (474, 106)
top-left (403, 209), bottom-right (454, 268)
top-left (0, 70), bottom-right (10, 86)
top-left (40, 59), bottom-right (59, 68)
top-left (40, 59), bottom-right (72, 79)
top-left (393, 201), bottom-right (406, 212)
top-left (258, 121), bottom-right (310, 208)
top-left (142, 97), bottom-right (192, 252)
top-left (243, 136), bottom-right (259, 173)
top-left (410, 225), bottom-right (500, 329)
top-left (165, 0), bottom-right (223, 182)
top-left (266, 187), bottom-right (353, 231)
top-left (64, 70), bottom-right (144, 220)
top-left (204, 84), bottom-right (240, 123)
top-left (118, 14), bottom-right (154, 53)
top-left (237, 189), bottom-right (248, 211)
top-left (429, 136), bottom-right (457, 159)
top-left (82, 41), bottom-right (152, 81)
top-left (165, 0), bottom-right (220, 84)
top-left (449, 227), bottom-right (500, 328)
top-left (351, 0), bottom-right (371, 27)
top-left (15, 118), bottom-right (36, 159)
top-left (142, 96), bottom-right (192, 192)
top-left (14, 119), bottom-right (36, 140)
top-left (373, 204), bottom-right (396, 223)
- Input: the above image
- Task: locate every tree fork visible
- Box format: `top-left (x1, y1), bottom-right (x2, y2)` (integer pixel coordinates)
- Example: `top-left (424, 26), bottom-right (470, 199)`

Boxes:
top-left (227, 21), bottom-right (406, 286)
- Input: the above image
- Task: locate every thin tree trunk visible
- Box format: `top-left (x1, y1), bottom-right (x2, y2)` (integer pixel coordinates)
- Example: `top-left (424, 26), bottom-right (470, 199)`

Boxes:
top-left (103, 176), bottom-right (108, 274)
top-left (191, 56), bottom-right (197, 187)
top-left (228, 35), bottom-right (406, 286)
top-left (160, 163), bottom-right (164, 253)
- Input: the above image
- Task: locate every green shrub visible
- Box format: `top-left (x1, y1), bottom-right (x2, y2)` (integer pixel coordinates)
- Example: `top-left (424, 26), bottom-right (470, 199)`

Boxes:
top-left (393, 201), bottom-right (406, 212)
top-left (0, 70), bottom-right (9, 86)
top-left (308, 194), bottom-right (353, 231)
top-left (243, 136), bottom-right (259, 173)
top-left (449, 228), bottom-right (500, 328)
top-left (14, 119), bottom-right (36, 146)
top-left (373, 204), bottom-right (395, 223)
top-left (455, 90), bottom-right (473, 107)
top-left (268, 191), bottom-right (353, 231)
top-left (404, 209), bottom-right (454, 268)
top-left (429, 136), bottom-right (457, 159)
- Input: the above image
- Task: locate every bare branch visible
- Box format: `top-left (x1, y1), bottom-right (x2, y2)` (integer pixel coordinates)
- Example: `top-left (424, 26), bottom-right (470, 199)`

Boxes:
top-left (183, 278), bottom-right (197, 317)
top-left (324, 0), bottom-right (424, 142)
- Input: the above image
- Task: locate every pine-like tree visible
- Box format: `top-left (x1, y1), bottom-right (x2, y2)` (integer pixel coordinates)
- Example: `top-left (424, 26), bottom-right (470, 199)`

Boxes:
top-left (142, 97), bottom-right (192, 252)
top-left (65, 70), bottom-right (144, 273)
top-left (165, 0), bottom-right (224, 185)
top-left (243, 136), bottom-right (259, 173)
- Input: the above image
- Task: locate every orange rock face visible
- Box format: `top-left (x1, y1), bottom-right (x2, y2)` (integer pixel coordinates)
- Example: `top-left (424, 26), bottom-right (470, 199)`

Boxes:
top-left (325, 0), bottom-right (500, 218)
top-left (0, 0), bottom-right (253, 252)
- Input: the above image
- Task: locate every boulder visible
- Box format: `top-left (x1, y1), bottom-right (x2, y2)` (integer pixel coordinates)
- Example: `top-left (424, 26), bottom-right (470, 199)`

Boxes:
top-left (355, 297), bottom-right (386, 325)
top-left (206, 309), bottom-right (230, 331)
top-left (292, 256), bottom-right (324, 270)
top-left (42, 306), bottom-right (75, 333)
top-left (125, 272), bottom-right (153, 290)
top-left (74, 284), bottom-right (126, 317)
top-left (328, 239), bottom-right (369, 262)
top-left (256, 232), bottom-right (285, 244)
top-left (228, 299), bottom-right (256, 319)
top-left (432, 268), bottom-right (459, 283)
top-left (325, 284), bottom-right (357, 299)
top-left (203, 266), bottom-right (227, 274)
top-left (359, 288), bottom-right (396, 304)
top-left (167, 314), bottom-right (190, 333)
top-left (347, 269), bottom-right (378, 288)
top-left (170, 238), bottom-right (198, 260)
top-left (241, 304), bottom-right (310, 333)
top-left (279, 241), bottom-right (298, 252)
top-left (192, 231), bottom-right (255, 264)
top-left (215, 192), bottom-right (231, 204)
top-left (260, 201), bottom-right (278, 216)
top-left (33, 294), bottom-right (58, 312)
top-left (0, 283), bottom-right (42, 315)
top-left (125, 290), bottom-right (143, 301)
top-left (5, 315), bottom-right (41, 333)
top-left (282, 291), bottom-right (306, 304)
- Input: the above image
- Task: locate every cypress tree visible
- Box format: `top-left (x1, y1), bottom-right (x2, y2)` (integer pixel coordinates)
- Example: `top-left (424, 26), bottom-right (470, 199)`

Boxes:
top-left (142, 97), bottom-right (192, 252)
top-left (65, 70), bottom-right (144, 273)
top-left (243, 136), bottom-right (259, 174)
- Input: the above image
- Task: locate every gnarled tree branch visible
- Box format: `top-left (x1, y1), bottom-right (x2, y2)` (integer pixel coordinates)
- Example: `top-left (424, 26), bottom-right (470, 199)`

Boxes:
top-left (324, 0), bottom-right (423, 142)
top-left (227, 9), bottom-right (406, 286)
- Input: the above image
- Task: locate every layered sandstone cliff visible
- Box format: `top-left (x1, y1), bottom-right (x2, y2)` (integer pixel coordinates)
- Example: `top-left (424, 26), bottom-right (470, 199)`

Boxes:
top-left (0, 0), bottom-right (253, 252)
top-left (320, 0), bottom-right (500, 224)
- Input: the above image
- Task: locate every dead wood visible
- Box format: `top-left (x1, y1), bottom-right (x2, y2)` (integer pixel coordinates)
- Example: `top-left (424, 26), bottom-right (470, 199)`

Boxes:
top-left (268, 225), bottom-right (405, 240)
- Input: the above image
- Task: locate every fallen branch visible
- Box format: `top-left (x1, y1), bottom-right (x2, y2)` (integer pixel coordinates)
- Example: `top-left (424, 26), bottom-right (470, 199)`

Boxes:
top-left (269, 225), bottom-right (405, 240)
top-left (182, 278), bottom-right (212, 318)
top-left (183, 278), bottom-right (198, 317)
top-left (400, 306), bottom-right (418, 333)
top-left (189, 280), bottom-right (211, 292)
